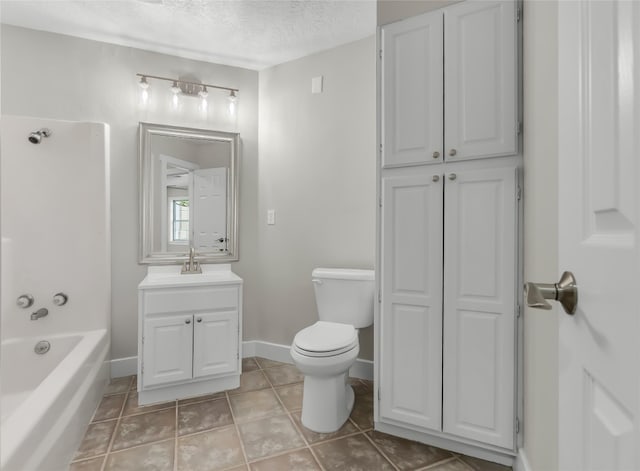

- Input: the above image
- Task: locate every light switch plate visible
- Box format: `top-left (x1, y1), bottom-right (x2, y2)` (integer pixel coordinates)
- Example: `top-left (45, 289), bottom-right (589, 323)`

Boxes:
top-left (312, 76), bottom-right (323, 94)
top-left (267, 209), bottom-right (276, 225)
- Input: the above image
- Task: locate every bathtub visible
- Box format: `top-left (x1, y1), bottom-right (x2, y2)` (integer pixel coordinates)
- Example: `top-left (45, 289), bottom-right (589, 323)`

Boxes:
top-left (1, 329), bottom-right (109, 471)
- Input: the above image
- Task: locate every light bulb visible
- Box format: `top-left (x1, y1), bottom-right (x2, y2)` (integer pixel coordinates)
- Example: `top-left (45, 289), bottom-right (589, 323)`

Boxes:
top-left (138, 76), bottom-right (149, 89)
top-left (228, 90), bottom-right (237, 115)
top-left (140, 88), bottom-right (149, 105)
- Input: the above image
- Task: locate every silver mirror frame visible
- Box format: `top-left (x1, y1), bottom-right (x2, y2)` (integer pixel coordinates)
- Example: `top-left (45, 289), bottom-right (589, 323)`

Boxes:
top-left (138, 122), bottom-right (240, 264)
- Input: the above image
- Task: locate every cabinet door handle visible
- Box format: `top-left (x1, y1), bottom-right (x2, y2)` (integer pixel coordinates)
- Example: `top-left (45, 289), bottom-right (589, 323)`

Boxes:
top-left (185, 319), bottom-right (191, 324)
top-left (449, 149), bottom-right (457, 157)
top-left (448, 173), bottom-right (457, 181)
top-left (432, 151), bottom-right (440, 159)
top-left (196, 318), bottom-right (202, 323)
top-left (432, 175), bottom-right (440, 182)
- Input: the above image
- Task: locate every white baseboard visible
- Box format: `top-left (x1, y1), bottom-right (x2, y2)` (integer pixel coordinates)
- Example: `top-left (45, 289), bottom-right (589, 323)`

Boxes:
top-left (110, 356), bottom-right (137, 378)
top-left (514, 449), bottom-right (532, 471)
top-left (110, 340), bottom-right (374, 381)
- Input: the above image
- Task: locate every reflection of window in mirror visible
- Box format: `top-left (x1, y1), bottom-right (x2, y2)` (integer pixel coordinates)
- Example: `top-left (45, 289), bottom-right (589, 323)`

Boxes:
top-left (169, 197), bottom-right (190, 245)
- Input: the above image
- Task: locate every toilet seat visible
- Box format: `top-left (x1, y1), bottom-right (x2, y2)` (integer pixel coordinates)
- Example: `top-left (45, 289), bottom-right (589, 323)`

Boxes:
top-left (293, 321), bottom-right (358, 358)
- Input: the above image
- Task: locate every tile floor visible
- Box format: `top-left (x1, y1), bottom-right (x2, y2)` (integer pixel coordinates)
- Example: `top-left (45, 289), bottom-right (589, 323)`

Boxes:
top-left (70, 357), bottom-right (512, 471)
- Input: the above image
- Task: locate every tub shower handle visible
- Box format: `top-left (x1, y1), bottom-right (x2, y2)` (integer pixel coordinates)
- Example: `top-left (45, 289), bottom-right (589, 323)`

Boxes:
top-left (53, 292), bottom-right (68, 306)
top-left (30, 308), bottom-right (49, 321)
top-left (17, 294), bottom-right (35, 309)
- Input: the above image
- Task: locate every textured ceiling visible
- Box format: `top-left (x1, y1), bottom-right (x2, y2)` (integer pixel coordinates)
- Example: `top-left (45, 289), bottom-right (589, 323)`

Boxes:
top-left (0, 0), bottom-right (376, 70)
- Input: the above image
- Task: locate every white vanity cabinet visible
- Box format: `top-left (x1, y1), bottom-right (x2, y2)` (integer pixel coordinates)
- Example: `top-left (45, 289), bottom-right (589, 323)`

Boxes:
top-left (377, 0), bottom-right (521, 465)
top-left (381, 0), bottom-right (518, 168)
top-left (137, 265), bottom-right (242, 405)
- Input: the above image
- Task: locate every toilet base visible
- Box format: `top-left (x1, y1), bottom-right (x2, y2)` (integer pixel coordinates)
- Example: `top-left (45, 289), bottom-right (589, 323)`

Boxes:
top-left (300, 372), bottom-right (354, 433)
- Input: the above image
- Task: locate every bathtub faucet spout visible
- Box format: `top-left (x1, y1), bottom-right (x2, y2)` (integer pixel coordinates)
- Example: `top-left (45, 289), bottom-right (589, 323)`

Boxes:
top-left (30, 308), bottom-right (48, 320)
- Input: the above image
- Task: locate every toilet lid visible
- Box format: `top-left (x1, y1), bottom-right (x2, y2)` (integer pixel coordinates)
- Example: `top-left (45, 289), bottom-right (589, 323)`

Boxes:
top-left (294, 321), bottom-right (358, 355)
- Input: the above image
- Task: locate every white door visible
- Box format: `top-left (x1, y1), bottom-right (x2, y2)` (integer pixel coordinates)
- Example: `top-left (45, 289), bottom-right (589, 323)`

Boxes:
top-left (193, 311), bottom-right (238, 378)
top-left (444, 0), bottom-right (517, 161)
top-left (143, 314), bottom-right (193, 387)
top-left (192, 167), bottom-right (227, 251)
top-left (442, 164), bottom-right (517, 449)
top-left (379, 171), bottom-right (443, 431)
top-left (558, 1), bottom-right (639, 469)
top-left (381, 10), bottom-right (443, 168)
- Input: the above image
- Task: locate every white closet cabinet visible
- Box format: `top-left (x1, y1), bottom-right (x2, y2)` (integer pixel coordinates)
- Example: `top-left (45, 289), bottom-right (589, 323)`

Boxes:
top-left (381, 11), bottom-right (443, 167)
top-left (442, 165), bottom-right (517, 450)
top-left (379, 171), bottom-right (443, 431)
top-left (377, 164), bottom-right (518, 455)
top-left (380, 0), bottom-right (518, 169)
top-left (377, 0), bottom-right (521, 463)
top-left (444, 0), bottom-right (518, 161)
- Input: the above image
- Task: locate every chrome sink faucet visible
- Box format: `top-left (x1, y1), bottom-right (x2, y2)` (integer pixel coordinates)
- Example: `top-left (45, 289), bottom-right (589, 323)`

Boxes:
top-left (181, 247), bottom-right (202, 274)
top-left (31, 307), bottom-right (48, 321)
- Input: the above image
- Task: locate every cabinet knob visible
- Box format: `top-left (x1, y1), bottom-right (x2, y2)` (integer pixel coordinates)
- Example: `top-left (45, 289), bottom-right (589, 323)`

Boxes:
top-left (185, 319), bottom-right (191, 324)
top-left (432, 175), bottom-right (440, 182)
top-left (448, 173), bottom-right (457, 181)
top-left (449, 149), bottom-right (457, 157)
top-left (432, 151), bottom-right (440, 159)
top-left (197, 318), bottom-right (202, 323)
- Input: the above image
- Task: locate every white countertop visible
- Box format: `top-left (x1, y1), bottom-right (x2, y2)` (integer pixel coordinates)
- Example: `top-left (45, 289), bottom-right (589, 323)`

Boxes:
top-left (138, 264), bottom-right (243, 289)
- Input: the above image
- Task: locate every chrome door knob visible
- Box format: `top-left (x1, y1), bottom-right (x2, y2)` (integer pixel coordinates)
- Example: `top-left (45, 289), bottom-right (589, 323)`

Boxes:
top-left (449, 149), bottom-right (457, 157)
top-left (432, 151), bottom-right (440, 159)
top-left (525, 271), bottom-right (578, 315)
top-left (448, 173), bottom-right (457, 181)
top-left (432, 175), bottom-right (440, 182)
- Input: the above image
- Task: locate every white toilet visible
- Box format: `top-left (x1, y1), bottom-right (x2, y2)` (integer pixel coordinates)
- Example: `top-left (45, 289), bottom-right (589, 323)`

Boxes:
top-left (290, 267), bottom-right (375, 433)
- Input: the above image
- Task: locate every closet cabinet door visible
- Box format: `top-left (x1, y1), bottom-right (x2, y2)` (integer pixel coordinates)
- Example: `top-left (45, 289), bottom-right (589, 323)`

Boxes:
top-left (444, 0), bottom-right (518, 161)
top-left (381, 11), bottom-right (443, 168)
top-left (442, 165), bottom-right (517, 449)
top-left (379, 173), bottom-right (443, 431)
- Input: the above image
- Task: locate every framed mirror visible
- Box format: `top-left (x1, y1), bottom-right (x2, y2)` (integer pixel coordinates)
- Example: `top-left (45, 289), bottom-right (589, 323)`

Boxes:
top-left (139, 122), bottom-right (239, 264)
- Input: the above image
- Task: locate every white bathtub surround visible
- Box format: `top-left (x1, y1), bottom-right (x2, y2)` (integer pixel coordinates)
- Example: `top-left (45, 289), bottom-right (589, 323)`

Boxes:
top-left (1, 330), bottom-right (109, 471)
top-left (0, 116), bottom-right (111, 339)
top-left (0, 116), bottom-right (111, 471)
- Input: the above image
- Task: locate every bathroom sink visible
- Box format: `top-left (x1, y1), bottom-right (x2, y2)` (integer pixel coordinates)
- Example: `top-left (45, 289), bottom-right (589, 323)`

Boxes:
top-left (139, 264), bottom-right (241, 288)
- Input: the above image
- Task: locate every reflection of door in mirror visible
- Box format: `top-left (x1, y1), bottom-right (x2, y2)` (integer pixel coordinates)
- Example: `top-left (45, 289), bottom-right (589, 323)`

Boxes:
top-left (157, 155), bottom-right (199, 252)
top-left (193, 168), bottom-right (227, 252)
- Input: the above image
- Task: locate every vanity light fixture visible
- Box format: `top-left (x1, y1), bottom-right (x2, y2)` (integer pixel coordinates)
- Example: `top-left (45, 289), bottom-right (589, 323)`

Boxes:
top-left (135, 73), bottom-right (239, 114)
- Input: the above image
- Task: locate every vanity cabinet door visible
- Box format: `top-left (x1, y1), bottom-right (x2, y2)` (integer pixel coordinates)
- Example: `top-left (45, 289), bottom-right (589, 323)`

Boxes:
top-left (444, 0), bottom-right (518, 161)
top-left (442, 164), bottom-right (517, 449)
top-left (193, 311), bottom-right (239, 378)
top-left (143, 314), bottom-right (194, 387)
top-left (379, 172), bottom-right (443, 431)
top-left (381, 10), bottom-right (443, 168)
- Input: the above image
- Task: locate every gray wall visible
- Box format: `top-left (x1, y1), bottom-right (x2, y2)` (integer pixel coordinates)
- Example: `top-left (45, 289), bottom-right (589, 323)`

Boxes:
top-left (257, 36), bottom-right (377, 359)
top-left (2, 26), bottom-right (376, 361)
top-left (1, 25), bottom-right (260, 360)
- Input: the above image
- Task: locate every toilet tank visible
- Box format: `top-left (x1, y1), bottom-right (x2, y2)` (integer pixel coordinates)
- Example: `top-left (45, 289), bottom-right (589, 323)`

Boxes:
top-left (312, 268), bottom-right (375, 328)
